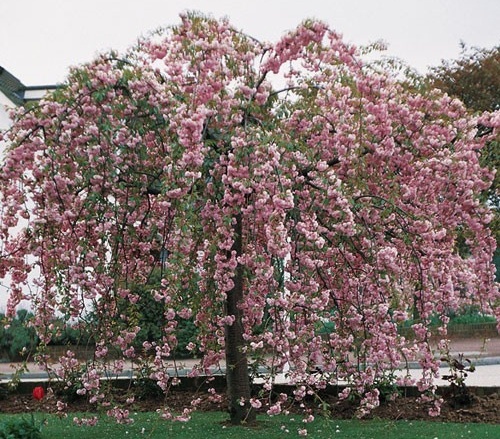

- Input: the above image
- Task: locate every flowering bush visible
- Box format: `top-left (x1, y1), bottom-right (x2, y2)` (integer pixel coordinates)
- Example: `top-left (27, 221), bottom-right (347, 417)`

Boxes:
top-left (0, 13), bottom-right (498, 426)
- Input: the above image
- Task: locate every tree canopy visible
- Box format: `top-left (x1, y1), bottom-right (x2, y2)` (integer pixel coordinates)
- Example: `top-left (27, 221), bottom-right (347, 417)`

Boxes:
top-left (0, 13), bottom-right (498, 426)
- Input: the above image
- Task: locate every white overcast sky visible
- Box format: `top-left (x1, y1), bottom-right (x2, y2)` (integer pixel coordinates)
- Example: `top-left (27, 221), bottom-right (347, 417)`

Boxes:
top-left (1, 0), bottom-right (499, 86)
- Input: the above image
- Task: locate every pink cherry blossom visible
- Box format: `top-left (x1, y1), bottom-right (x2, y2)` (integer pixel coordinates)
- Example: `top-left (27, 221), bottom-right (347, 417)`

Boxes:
top-left (0, 13), bottom-right (498, 424)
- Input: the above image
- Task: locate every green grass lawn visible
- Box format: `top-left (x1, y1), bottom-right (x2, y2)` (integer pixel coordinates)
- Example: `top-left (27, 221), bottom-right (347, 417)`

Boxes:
top-left (1, 411), bottom-right (500, 439)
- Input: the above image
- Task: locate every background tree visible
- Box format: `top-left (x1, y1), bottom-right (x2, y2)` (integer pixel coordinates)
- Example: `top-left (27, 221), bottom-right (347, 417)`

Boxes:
top-left (428, 44), bottom-right (499, 113)
top-left (0, 14), bottom-right (498, 426)
top-left (0, 310), bottom-right (38, 361)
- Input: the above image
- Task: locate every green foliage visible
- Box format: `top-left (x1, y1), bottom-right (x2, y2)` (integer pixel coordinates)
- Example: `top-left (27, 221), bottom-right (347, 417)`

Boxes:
top-left (48, 321), bottom-right (93, 347)
top-left (400, 307), bottom-right (496, 328)
top-left (127, 281), bottom-right (166, 347)
top-left (372, 371), bottom-right (401, 403)
top-left (447, 308), bottom-right (497, 325)
top-left (0, 415), bottom-right (43, 439)
top-left (132, 363), bottom-right (164, 400)
top-left (0, 312), bottom-right (96, 362)
top-left (0, 311), bottom-right (39, 362)
top-left (315, 320), bottom-right (335, 335)
top-left (112, 272), bottom-right (200, 358)
top-left (174, 318), bottom-right (199, 358)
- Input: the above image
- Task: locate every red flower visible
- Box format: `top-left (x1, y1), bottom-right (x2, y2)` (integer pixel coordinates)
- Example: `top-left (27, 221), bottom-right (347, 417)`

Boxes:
top-left (32, 386), bottom-right (45, 401)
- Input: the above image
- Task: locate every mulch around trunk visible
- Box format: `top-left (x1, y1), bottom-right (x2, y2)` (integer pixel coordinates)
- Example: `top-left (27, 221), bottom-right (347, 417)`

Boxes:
top-left (1, 386), bottom-right (499, 424)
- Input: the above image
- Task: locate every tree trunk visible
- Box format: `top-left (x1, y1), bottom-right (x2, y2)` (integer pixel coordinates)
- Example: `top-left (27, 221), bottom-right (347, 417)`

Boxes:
top-left (225, 213), bottom-right (255, 425)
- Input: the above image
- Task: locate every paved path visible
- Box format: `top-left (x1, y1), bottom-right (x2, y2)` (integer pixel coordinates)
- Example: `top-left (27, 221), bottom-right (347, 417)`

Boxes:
top-left (1, 337), bottom-right (500, 386)
top-left (431, 336), bottom-right (500, 387)
top-left (446, 336), bottom-right (500, 359)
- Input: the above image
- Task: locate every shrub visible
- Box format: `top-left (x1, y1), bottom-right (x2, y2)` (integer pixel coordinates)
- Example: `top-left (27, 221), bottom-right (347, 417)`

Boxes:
top-left (0, 311), bottom-right (39, 361)
top-left (0, 415), bottom-right (43, 439)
